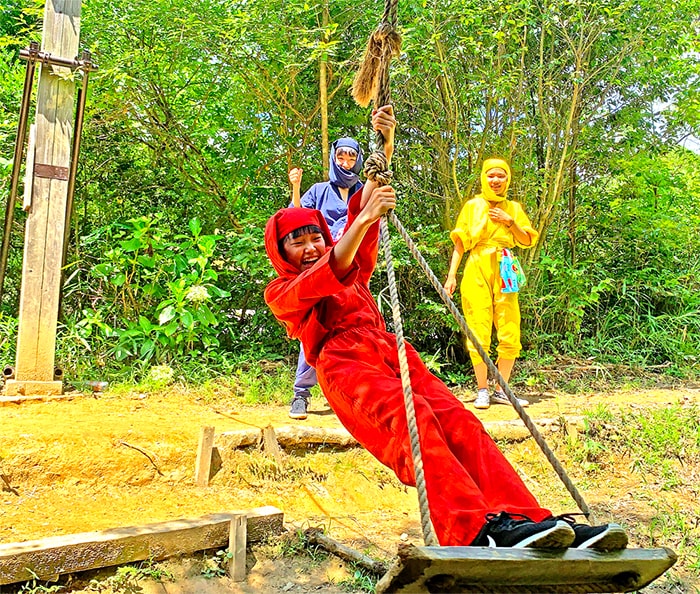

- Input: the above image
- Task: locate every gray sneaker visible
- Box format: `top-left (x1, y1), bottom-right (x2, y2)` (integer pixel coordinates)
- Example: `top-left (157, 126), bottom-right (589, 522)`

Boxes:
top-left (474, 389), bottom-right (490, 409)
top-left (289, 396), bottom-right (309, 420)
top-left (492, 390), bottom-right (529, 407)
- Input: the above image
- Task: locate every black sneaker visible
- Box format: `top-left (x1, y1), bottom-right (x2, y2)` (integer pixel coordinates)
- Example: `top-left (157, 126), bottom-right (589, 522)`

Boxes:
top-left (470, 512), bottom-right (575, 549)
top-left (289, 396), bottom-right (309, 420)
top-left (553, 514), bottom-right (628, 551)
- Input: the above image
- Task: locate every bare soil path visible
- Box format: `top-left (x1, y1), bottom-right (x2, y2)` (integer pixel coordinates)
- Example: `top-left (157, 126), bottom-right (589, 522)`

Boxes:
top-left (1, 384), bottom-right (698, 592)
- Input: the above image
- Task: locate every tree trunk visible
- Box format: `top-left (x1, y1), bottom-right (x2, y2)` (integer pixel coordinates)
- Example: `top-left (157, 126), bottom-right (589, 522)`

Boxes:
top-left (320, 1), bottom-right (330, 176)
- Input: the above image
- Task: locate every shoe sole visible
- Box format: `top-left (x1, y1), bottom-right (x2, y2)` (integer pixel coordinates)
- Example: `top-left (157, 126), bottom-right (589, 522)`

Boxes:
top-left (576, 524), bottom-right (628, 551)
top-left (289, 413), bottom-right (308, 419)
top-left (492, 396), bottom-right (529, 407)
top-left (514, 521), bottom-right (575, 549)
top-left (474, 402), bottom-right (490, 409)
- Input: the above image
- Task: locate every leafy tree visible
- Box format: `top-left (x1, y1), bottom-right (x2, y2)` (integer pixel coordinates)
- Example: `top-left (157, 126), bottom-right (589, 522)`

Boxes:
top-left (0, 0), bottom-right (696, 379)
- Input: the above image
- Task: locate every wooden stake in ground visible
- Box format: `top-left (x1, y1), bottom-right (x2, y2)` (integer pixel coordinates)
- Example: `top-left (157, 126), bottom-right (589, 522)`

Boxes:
top-left (195, 426), bottom-right (216, 487)
top-left (228, 514), bottom-right (247, 582)
top-left (5, 0), bottom-right (81, 397)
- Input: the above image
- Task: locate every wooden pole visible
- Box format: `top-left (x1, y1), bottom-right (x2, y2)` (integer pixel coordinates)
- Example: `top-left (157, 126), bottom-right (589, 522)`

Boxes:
top-left (5, 1), bottom-right (81, 397)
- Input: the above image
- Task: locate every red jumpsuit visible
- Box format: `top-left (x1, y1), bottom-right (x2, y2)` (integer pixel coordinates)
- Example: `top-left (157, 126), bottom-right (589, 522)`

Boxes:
top-left (264, 192), bottom-right (552, 546)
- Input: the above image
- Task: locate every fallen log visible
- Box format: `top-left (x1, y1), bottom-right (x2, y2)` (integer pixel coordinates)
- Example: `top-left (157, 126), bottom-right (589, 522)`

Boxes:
top-left (217, 425), bottom-right (360, 450)
top-left (305, 527), bottom-right (388, 576)
top-left (216, 418), bottom-right (584, 451)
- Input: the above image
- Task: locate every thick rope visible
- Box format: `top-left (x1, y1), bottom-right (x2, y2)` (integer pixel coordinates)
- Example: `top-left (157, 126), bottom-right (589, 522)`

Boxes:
top-left (380, 219), bottom-right (439, 546)
top-left (386, 210), bottom-right (592, 519)
top-left (352, 0), bottom-right (439, 547)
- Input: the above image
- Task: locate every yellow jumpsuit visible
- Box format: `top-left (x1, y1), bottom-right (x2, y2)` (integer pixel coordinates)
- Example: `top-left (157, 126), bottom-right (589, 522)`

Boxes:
top-left (450, 196), bottom-right (539, 365)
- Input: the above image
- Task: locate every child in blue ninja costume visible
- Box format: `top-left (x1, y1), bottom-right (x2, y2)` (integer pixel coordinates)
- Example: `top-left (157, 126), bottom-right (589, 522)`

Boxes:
top-left (287, 137), bottom-right (364, 419)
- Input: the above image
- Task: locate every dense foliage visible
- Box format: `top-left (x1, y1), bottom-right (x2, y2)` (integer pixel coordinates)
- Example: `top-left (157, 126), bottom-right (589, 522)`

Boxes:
top-left (0, 0), bottom-right (698, 385)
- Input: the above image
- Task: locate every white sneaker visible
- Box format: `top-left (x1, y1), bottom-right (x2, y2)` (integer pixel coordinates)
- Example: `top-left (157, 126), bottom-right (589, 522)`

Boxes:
top-left (474, 389), bottom-right (491, 409)
top-left (492, 390), bottom-right (529, 407)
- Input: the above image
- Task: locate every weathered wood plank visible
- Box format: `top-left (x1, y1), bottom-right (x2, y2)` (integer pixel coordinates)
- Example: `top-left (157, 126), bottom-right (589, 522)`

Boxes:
top-left (217, 425), bottom-right (360, 450)
top-left (194, 426), bottom-right (215, 487)
top-left (262, 425), bottom-right (284, 466)
top-left (228, 515), bottom-right (247, 582)
top-left (376, 544), bottom-right (677, 593)
top-left (3, 380), bottom-right (64, 397)
top-left (13, 0), bottom-right (81, 390)
top-left (0, 506), bottom-right (283, 586)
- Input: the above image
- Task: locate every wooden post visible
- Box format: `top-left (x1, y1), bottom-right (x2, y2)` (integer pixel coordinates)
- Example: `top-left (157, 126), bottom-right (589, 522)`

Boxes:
top-left (5, 0), bottom-right (81, 397)
top-left (195, 426), bottom-right (216, 487)
top-left (262, 424), bottom-right (284, 466)
top-left (228, 514), bottom-right (247, 582)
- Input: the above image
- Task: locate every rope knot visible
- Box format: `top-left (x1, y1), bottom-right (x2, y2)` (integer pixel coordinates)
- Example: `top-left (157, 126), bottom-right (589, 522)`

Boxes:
top-left (364, 151), bottom-right (393, 186)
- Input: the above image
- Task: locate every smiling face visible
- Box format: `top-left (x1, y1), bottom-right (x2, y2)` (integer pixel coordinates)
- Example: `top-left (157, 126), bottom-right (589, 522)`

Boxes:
top-left (486, 167), bottom-right (508, 196)
top-left (282, 230), bottom-right (327, 271)
top-left (334, 148), bottom-right (358, 171)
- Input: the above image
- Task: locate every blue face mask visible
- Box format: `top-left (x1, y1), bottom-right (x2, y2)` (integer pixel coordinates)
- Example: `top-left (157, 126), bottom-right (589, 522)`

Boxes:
top-left (329, 137), bottom-right (363, 188)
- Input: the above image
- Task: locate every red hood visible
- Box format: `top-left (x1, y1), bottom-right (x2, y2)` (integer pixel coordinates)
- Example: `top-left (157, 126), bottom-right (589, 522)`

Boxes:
top-left (264, 208), bottom-right (334, 277)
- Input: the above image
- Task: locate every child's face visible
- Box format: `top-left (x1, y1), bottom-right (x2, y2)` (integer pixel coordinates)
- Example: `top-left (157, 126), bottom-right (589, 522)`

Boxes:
top-left (283, 231), bottom-right (326, 271)
top-left (486, 167), bottom-right (508, 196)
top-left (335, 151), bottom-right (357, 171)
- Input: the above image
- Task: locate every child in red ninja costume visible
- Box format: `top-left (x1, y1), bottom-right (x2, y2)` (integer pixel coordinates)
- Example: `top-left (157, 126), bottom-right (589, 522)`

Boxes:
top-left (264, 106), bottom-right (627, 551)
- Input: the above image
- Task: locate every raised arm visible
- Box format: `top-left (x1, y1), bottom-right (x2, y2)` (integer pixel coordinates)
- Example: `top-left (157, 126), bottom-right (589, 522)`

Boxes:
top-left (330, 184), bottom-right (396, 276)
top-left (289, 167), bottom-right (303, 207)
top-left (329, 104), bottom-right (397, 276)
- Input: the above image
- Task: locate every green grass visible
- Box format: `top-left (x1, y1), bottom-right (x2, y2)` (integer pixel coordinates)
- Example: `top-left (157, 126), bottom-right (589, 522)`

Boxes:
top-left (199, 549), bottom-right (234, 579)
top-left (338, 564), bottom-right (378, 593)
top-left (561, 403), bottom-right (700, 588)
top-left (86, 559), bottom-right (174, 591)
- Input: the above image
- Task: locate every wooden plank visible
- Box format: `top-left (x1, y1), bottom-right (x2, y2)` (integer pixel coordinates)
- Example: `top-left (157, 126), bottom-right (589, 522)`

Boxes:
top-left (217, 425), bottom-right (359, 449)
top-left (375, 544), bottom-right (678, 594)
top-left (13, 0), bottom-right (80, 389)
top-left (228, 515), bottom-right (247, 582)
top-left (194, 426), bottom-right (215, 487)
top-left (0, 390), bottom-right (76, 404)
top-left (0, 506), bottom-right (283, 586)
top-left (3, 380), bottom-right (64, 397)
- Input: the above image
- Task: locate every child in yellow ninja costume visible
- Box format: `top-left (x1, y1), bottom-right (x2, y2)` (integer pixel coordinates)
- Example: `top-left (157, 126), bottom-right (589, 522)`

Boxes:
top-left (444, 158), bottom-right (539, 409)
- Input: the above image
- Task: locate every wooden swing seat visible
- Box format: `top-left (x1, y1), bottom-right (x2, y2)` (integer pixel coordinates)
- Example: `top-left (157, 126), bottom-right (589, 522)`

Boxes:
top-left (376, 544), bottom-right (677, 593)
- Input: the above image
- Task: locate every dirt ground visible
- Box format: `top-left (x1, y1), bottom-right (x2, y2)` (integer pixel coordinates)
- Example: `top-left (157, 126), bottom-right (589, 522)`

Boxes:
top-left (1, 382), bottom-right (699, 593)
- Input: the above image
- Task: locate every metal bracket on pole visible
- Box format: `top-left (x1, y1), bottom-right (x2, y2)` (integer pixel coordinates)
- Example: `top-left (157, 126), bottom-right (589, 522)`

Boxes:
top-left (18, 46), bottom-right (99, 73)
top-left (0, 44), bottom-right (98, 302)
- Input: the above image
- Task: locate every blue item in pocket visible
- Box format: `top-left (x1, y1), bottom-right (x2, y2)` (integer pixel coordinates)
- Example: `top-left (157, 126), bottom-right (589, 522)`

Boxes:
top-left (500, 248), bottom-right (525, 293)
